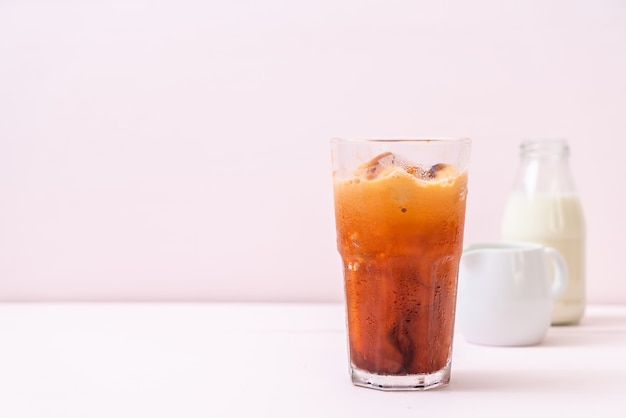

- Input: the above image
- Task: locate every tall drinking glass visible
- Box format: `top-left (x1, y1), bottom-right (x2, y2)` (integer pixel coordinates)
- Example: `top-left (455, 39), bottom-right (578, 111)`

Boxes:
top-left (331, 138), bottom-right (471, 391)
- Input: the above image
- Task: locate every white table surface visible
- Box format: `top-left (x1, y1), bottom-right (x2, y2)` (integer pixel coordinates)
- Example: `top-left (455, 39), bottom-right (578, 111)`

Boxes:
top-left (0, 303), bottom-right (624, 417)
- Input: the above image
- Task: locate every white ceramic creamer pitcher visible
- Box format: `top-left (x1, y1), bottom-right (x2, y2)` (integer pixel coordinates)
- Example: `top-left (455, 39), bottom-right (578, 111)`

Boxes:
top-left (457, 242), bottom-right (569, 346)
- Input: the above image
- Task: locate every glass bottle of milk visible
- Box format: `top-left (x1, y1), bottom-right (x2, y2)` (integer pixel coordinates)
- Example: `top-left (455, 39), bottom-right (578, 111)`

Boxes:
top-left (501, 139), bottom-right (586, 325)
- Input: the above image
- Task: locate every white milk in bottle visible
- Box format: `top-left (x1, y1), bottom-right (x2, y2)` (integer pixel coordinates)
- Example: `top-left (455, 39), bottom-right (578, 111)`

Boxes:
top-left (501, 139), bottom-right (586, 325)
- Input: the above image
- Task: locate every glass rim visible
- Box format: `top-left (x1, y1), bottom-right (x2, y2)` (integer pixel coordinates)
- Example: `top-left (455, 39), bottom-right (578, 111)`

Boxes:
top-left (331, 137), bottom-right (471, 144)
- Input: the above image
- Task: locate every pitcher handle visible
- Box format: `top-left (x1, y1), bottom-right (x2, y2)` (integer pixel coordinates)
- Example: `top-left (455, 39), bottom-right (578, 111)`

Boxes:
top-left (544, 246), bottom-right (569, 300)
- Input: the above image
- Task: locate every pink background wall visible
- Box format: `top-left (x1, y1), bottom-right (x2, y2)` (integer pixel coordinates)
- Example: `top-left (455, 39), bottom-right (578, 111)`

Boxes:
top-left (1, 0), bottom-right (625, 303)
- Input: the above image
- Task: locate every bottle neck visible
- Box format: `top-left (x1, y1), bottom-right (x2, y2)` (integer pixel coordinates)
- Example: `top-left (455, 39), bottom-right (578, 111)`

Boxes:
top-left (513, 139), bottom-right (577, 194)
top-left (520, 139), bottom-right (570, 160)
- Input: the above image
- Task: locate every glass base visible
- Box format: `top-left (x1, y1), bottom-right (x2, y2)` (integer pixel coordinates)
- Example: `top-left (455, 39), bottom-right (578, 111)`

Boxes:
top-left (350, 363), bottom-right (451, 391)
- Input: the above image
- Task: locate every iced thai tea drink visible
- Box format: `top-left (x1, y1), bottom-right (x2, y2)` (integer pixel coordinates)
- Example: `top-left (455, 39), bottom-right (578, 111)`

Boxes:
top-left (331, 138), bottom-right (471, 391)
